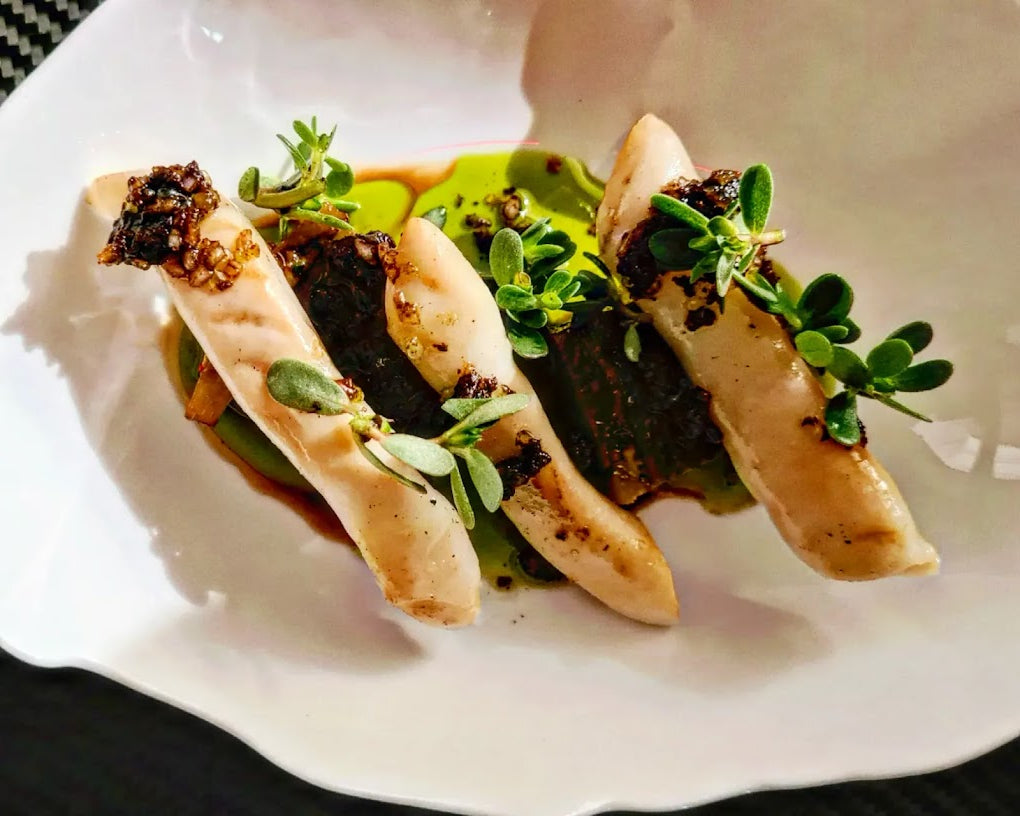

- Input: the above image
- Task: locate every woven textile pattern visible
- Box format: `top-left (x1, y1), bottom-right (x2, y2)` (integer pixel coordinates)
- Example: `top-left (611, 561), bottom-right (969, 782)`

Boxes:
top-left (0, 0), bottom-right (98, 101)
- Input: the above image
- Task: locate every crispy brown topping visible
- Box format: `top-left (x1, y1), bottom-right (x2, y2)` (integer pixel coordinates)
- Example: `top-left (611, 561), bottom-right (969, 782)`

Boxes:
top-left (97, 161), bottom-right (257, 291)
top-left (497, 431), bottom-right (552, 501)
top-left (617, 169), bottom-right (742, 299)
top-left (452, 367), bottom-right (501, 400)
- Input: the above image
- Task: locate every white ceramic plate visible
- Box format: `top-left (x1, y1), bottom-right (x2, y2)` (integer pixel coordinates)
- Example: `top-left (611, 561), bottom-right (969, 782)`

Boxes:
top-left (2, 1), bottom-right (1019, 814)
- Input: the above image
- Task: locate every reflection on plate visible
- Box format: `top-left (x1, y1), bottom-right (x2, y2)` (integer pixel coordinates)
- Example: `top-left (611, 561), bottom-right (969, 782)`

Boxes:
top-left (1, 1), bottom-right (1019, 814)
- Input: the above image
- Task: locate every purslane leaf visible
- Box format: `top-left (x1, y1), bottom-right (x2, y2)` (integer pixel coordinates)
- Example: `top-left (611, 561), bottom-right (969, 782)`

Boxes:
top-left (866, 338), bottom-right (914, 378)
top-left (651, 193), bottom-right (710, 232)
top-left (490, 228), bottom-right (525, 287)
top-left (266, 359), bottom-right (348, 415)
top-left (890, 359), bottom-right (954, 392)
top-left (380, 434), bottom-right (456, 476)
top-left (495, 285), bottom-right (538, 312)
top-left (648, 229), bottom-right (703, 269)
top-left (825, 390), bottom-right (861, 446)
top-left (795, 330), bottom-right (834, 368)
top-left (739, 163), bottom-right (774, 235)
top-left (353, 433), bottom-right (427, 494)
top-left (828, 346), bottom-right (870, 388)
top-left (887, 321), bottom-right (933, 354)
top-left (456, 393), bottom-right (531, 430)
top-left (507, 323), bottom-right (548, 358)
top-left (450, 462), bottom-right (475, 529)
top-left (462, 448), bottom-right (504, 512)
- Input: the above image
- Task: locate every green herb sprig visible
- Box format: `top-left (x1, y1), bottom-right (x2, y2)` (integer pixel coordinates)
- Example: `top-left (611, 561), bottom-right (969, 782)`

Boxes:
top-left (265, 358), bottom-right (527, 528)
top-left (238, 118), bottom-right (358, 238)
top-left (647, 165), bottom-right (952, 446)
top-left (649, 164), bottom-right (786, 297)
top-left (797, 322), bottom-right (953, 446)
top-left (488, 220), bottom-right (611, 358)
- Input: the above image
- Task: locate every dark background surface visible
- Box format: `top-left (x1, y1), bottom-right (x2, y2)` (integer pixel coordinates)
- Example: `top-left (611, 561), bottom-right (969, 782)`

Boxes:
top-left (2, 2), bottom-right (1018, 814)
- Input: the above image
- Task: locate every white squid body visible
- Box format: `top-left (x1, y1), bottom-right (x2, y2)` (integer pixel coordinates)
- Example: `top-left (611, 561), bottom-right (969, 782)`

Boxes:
top-left (386, 218), bottom-right (679, 625)
top-left (95, 177), bottom-right (481, 626)
top-left (597, 115), bottom-right (939, 580)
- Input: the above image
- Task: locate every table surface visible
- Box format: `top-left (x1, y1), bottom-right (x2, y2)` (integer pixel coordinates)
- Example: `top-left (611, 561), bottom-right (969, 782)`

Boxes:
top-left (2, 2), bottom-right (1017, 814)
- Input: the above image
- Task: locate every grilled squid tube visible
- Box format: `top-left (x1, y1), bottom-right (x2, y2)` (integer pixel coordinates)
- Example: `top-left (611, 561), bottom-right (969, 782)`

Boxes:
top-left (96, 165), bottom-right (480, 626)
top-left (384, 217), bottom-right (679, 625)
top-left (597, 115), bottom-right (939, 580)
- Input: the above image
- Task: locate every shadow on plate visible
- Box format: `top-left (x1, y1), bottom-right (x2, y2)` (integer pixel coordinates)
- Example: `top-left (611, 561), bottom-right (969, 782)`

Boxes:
top-left (2, 193), bottom-right (423, 673)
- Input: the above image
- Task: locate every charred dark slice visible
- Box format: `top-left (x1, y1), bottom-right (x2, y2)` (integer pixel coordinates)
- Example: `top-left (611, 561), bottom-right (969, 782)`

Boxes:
top-left (97, 161), bottom-right (258, 290)
top-left (617, 169), bottom-right (741, 299)
top-left (290, 231), bottom-right (451, 438)
top-left (520, 310), bottom-right (725, 505)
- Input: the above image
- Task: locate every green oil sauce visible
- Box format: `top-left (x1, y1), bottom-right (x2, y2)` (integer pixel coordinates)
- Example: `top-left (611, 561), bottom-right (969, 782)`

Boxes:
top-left (348, 150), bottom-right (601, 275)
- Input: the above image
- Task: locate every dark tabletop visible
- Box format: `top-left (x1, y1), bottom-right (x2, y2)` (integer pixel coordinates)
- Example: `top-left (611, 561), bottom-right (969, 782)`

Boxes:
top-left (2, 2), bottom-right (1018, 814)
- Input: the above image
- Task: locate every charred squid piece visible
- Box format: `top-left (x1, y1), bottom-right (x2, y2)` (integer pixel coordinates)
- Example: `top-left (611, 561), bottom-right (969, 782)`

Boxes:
top-left (96, 163), bottom-right (481, 626)
top-left (385, 217), bottom-right (679, 625)
top-left (597, 115), bottom-right (938, 580)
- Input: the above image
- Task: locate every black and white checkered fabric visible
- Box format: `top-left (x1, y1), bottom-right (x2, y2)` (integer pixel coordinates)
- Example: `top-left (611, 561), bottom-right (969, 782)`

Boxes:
top-left (1, 0), bottom-right (99, 102)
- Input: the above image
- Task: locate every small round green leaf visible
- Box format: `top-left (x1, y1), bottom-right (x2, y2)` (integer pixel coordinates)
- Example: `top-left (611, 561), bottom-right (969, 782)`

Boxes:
top-left (490, 228), bottom-right (525, 287)
top-left (824, 391), bottom-right (861, 446)
top-left (866, 339), bottom-right (914, 378)
top-left (739, 164), bottom-right (774, 235)
top-left (495, 285), bottom-right (538, 312)
top-left (827, 346), bottom-right (870, 388)
top-left (798, 274), bottom-right (853, 326)
top-left (623, 323), bottom-right (641, 362)
top-left (462, 448), bottom-right (504, 512)
top-left (238, 167), bottom-right (260, 203)
top-left (380, 434), bottom-right (456, 477)
top-left (325, 163), bottom-right (354, 198)
top-left (795, 330), bottom-right (834, 368)
top-left (887, 321), bottom-right (933, 353)
top-left (650, 193), bottom-right (709, 232)
top-left (507, 324), bottom-right (548, 358)
top-left (890, 359), bottom-right (954, 392)
top-left (266, 359), bottom-right (348, 415)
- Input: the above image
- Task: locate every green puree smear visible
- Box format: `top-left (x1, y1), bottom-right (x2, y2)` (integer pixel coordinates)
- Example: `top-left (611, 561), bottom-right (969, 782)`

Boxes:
top-left (348, 151), bottom-right (601, 275)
